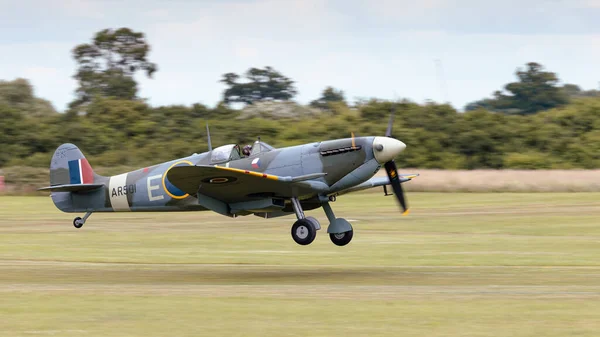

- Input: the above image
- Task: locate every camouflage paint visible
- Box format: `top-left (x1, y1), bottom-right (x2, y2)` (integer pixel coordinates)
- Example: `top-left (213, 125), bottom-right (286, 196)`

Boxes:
top-left (46, 136), bottom-right (394, 217)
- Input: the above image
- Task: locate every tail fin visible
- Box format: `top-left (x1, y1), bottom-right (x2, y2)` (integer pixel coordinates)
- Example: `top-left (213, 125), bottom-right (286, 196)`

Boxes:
top-left (38, 143), bottom-right (105, 192)
top-left (49, 143), bottom-right (100, 186)
top-left (40, 144), bottom-right (105, 212)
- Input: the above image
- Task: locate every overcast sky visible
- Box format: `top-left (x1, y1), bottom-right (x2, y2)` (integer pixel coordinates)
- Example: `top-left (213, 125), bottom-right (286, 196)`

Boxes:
top-left (1, 0), bottom-right (599, 112)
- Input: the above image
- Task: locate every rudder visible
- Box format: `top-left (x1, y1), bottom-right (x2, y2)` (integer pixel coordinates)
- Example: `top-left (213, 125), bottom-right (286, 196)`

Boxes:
top-left (50, 143), bottom-right (100, 186)
top-left (46, 144), bottom-right (106, 213)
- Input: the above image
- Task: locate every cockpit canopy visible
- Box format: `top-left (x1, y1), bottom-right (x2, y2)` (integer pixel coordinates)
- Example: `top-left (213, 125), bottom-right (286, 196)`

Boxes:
top-left (249, 140), bottom-right (275, 156)
top-left (210, 144), bottom-right (242, 163)
top-left (210, 141), bottom-right (276, 163)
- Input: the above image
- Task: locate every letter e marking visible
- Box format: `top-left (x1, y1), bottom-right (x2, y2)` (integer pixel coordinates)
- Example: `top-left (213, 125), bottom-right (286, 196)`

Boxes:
top-left (147, 175), bottom-right (164, 201)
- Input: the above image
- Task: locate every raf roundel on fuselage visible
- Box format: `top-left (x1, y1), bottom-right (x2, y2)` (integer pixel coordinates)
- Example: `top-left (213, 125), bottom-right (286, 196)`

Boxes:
top-left (162, 160), bottom-right (193, 199)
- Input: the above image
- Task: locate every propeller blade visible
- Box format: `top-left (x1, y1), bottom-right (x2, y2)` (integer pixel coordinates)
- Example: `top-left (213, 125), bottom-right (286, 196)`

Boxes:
top-left (384, 160), bottom-right (409, 215)
top-left (385, 104), bottom-right (395, 137)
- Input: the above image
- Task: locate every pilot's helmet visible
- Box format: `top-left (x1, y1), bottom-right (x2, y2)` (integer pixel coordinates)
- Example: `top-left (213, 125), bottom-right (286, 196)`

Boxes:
top-left (242, 145), bottom-right (252, 156)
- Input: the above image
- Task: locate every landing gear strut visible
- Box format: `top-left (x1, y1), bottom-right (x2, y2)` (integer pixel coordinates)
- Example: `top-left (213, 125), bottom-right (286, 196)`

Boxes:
top-left (73, 212), bottom-right (92, 229)
top-left (321, 201), bottom-right (354, 246)
top-left (290, 197), bottom-right (320, 245)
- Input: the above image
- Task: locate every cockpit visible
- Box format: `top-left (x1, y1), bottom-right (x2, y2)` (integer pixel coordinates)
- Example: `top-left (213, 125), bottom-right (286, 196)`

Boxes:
top-left (249, 140), bottom-right (275, 156)
top-left (210, 144), bottom-right (242, 163)
top-left (210, 141), bottom-right (276, 163)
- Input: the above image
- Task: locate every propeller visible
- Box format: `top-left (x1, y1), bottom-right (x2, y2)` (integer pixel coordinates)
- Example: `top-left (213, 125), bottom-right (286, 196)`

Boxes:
top-left (383, 104), bottom-right (409, 215)
top-left (385, 107), bottom-right (395, 138)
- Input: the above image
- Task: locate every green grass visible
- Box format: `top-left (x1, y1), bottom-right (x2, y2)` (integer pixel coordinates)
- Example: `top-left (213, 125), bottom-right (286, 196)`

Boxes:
top-left (1, 193), bottom-right (600, 336)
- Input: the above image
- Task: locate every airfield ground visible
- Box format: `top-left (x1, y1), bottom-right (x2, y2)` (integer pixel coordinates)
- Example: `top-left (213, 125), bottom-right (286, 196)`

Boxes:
top-left (1, 193), bottom-right (599, 336)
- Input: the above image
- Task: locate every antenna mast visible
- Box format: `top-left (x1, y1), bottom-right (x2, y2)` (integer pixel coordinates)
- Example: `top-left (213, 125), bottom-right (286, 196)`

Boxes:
top-left (206, 123), bottom-right (212, 151)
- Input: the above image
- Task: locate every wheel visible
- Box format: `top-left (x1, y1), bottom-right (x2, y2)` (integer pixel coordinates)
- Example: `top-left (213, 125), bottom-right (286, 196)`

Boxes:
top-left (73, 217), bottom-right (83, 229)
top-left (291, 218), bottom-right (317, 245)
top-left (329, 229), bottom-right (353, 246)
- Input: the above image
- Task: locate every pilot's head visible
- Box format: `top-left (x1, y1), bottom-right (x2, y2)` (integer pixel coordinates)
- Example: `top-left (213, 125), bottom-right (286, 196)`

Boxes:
top-left (242, 145), bottom-right (252, 156)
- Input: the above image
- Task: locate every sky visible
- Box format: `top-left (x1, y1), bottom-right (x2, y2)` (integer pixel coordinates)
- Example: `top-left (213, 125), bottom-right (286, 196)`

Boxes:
top-left (1, 0), bottom-right (599, 112)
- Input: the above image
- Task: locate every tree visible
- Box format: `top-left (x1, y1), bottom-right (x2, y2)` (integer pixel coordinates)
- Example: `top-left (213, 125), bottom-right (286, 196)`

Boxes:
top-left (465, 62), bottom-right (568, 115)
top-left (561, 83), bottom-right (600, 98)
top-left (310, 86), bottom-right (346, 110)
top-left (0, 78), bottom-right (57, 116)
top-left (220, 66), bottom-right (297, 105)
top-left (71, 28), bottom-right (157, 106)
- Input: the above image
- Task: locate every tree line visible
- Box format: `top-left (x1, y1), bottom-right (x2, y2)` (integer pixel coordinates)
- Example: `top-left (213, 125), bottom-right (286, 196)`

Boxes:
top-left (1, 27), bottom-right (599, 169)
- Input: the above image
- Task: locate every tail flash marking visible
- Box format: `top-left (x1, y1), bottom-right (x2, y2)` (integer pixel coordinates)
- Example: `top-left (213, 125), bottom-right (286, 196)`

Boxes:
top-left (68, 159), bottom-right (93, 184)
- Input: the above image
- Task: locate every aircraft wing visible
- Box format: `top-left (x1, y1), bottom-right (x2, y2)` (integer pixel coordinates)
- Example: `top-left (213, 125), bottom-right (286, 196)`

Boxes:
top-left (333, 173), bottom-right (419, 196)
top-left (167, 165), bottom-right (329, 203)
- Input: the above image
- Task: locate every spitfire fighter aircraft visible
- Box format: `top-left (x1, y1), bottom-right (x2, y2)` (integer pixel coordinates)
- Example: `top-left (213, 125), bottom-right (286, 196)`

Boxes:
top-left (40, 116), bottom-right (417, 246)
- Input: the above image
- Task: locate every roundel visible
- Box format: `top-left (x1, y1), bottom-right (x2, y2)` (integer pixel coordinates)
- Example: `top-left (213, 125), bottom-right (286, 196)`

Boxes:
top-left (162, 160), bottom-right (193, 199)
top-left (201, 176), bottom-right (238, 184)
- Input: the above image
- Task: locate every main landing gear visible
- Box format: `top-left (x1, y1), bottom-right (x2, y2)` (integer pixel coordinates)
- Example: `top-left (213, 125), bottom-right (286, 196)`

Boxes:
top-left (73, 212), bottom-right (92, 229)
top-left (321, 201), bottom-right (353, 246)
top-left (290, 197), bottom-right (320, 245)
top-left (329, 230), bottom-right (353, 246)
top-left (289, 197), bottom-right (354, 246)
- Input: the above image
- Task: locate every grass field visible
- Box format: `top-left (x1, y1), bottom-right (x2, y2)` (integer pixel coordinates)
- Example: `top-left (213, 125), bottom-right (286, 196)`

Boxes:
top-left (1, 193), bottom-right (599, 336)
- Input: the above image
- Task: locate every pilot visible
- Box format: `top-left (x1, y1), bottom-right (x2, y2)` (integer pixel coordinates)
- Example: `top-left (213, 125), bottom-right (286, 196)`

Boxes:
top-left (242, 144), bottom-right (252, 156)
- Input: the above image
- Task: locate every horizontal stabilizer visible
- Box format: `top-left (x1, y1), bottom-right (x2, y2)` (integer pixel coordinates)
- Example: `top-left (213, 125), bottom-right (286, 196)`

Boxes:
top-left (38, 184), bottom-right (104, 192)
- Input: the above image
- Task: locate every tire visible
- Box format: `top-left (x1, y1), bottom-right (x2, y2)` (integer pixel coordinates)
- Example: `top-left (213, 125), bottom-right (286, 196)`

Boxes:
top-left (73, 217), bottom-right (83, 229)
top-left (329, 230), bottom-right (353, 246)
top-left (291, 218), bottom-right (317, 245)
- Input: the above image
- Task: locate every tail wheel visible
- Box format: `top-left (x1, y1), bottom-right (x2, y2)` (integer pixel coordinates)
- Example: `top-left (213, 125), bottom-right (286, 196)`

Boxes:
top-left (73, 217), bottom-right (83, 229)
top-left (329, 229), bottom-right (353, 246)
top-left (291, 219), bottom-right (317, 245)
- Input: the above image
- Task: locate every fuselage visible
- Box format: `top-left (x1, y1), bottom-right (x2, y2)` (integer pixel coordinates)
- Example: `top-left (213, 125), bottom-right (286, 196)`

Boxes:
top-left (51, 136), bottom-right (404, 214)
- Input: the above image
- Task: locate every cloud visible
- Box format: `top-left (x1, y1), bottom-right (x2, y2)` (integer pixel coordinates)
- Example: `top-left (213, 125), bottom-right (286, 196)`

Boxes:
top-left (19, 66), bottom-right (75, 107)
top-left (355, 0), bottom-right (600, 35)
top-left (23, 66), bottom-right (60, 78)
top-left (149, 0), bottom-right (349, 43)
top-left (2, 0), bottom-right (600, 111)
top-left (142, 8), bottom-right (172, 20)
top-left (0, 41), bottom-right (76, 108)
top-left (567, 0), bottom-right (600, 8)
top-left (358, 0), bottom-right (452, 19)
top-left (233, 45), bottom-right (260, 60)
top-left (61, 0), bottom-right (107, 18)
